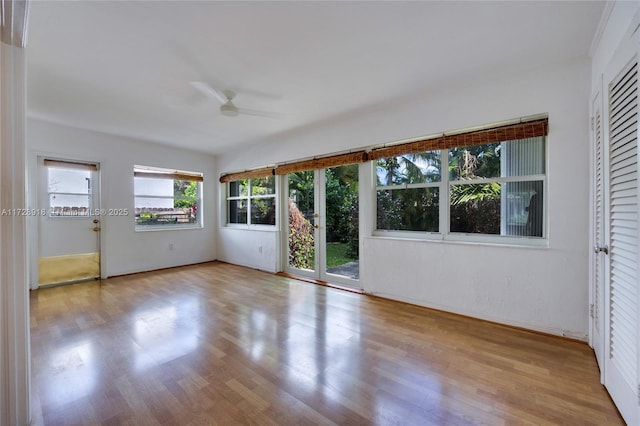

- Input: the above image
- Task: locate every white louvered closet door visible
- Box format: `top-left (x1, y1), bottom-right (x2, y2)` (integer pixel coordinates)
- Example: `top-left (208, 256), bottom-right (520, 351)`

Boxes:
top-left (605, 57), bottom-right (639, 426)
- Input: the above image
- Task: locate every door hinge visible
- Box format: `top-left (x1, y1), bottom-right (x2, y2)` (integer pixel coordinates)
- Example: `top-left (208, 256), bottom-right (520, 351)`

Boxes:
top-left (589, 304), bottom-right (594, 319)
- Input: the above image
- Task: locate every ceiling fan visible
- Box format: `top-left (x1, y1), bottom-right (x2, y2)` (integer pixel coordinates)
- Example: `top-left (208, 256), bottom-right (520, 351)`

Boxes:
top-left (188, 81), bottom-right (284, 118)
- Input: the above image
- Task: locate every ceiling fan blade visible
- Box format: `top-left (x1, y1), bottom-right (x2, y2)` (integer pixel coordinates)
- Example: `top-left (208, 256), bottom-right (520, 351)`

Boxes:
top-left (237, 107), bottom-right (286, 119)
top-left (234, 87), bottom-right (283, 101)
top-left (188, 81), bottom-right (228, 104)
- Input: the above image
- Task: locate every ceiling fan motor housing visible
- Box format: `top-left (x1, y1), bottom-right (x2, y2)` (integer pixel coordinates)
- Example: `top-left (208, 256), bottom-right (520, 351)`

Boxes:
top-left (220, 102), bottom-right (239, 117)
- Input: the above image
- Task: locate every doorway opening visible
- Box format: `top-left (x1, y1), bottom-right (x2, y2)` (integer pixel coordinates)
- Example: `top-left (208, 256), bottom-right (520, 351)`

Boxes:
top-left (37, 158), bottom-right (101, 286)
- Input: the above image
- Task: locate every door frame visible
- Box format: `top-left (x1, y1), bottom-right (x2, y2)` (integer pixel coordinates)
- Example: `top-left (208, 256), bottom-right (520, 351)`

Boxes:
top-left (283, 169), bottom-right (320, 280)
top-left (27, 152), bottom-right (106, 289)
top-left (282, 167), bottom-right (361, 288)
top-left (590, 85), bottom-right (606, 382)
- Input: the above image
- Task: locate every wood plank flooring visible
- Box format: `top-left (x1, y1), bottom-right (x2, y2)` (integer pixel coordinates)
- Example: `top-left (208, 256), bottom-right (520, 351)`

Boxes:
top-left (30, 262), bottom-right (623, 425)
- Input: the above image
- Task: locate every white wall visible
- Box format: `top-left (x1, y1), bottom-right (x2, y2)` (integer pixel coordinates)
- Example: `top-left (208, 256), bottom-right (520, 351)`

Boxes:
top-left (217, 57), bottom-right (592, 339)
top-left (218, 228), bottom-right (280, 273)
top-left (27, 119), bottom-right (217, 281)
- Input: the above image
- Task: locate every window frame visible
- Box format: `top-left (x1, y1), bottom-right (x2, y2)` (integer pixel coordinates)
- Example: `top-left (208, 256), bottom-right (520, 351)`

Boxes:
top-left (373, 138), bottom-right (548, 247)
top-left (225, 176), bottom-right (277, 227)
top-left (134, 166), bottom-right (203, 231)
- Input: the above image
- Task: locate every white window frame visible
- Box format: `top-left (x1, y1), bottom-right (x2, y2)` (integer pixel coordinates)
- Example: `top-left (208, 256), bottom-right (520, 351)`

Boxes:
top-left (134, 166), bottom-right (203, 231)
top-left (373, 140), bottom-right (548, 247)
top-left (226, 176), bottom-right (277, 227)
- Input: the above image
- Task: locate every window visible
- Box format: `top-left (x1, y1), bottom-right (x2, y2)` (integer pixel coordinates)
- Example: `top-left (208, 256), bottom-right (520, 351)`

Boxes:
top-left (375, 136), bottom-right (546, 243)
top-left (46, 160), bottom-right (96, 217)
top-left (449, 137), bottom-right (545, 238)
top-left (376, 151), bottom-right (441, 232)
top-left (134, 166), bottom-right (203, 229)
top-left (226, 176), bottom-right (276, 226)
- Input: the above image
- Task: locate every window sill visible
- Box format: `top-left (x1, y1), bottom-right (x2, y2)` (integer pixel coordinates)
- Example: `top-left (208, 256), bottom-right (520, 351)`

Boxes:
top-left (135, 224), bottom-right (203, 232)
top-left (223, 224), bottom-right (278, 232)
top-left (370, 231), bottom-right (549, 249)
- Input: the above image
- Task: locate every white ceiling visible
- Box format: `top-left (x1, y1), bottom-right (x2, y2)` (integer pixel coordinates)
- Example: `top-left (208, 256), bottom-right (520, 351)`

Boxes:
top-left (26, 1), bottom-right (604, 155)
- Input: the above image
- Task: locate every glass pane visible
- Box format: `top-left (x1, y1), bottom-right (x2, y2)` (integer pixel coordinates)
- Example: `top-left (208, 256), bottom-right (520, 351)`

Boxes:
top-left (228, 180), bottom-right (248, 197)
top-left (134, 177), bottom-right (173, 196)
top-left (251, 198), bottom-right (276, 225)
top-left (449, 142), bottom-right (501, 180)
top-left (449, 137), bottom-right (545, 181)
top-left (450, 181), bottom-right (544, 237)
top-left (251, 176), bottom-right (275, 195)
top-left (450, 183), bottom-right (501, 234)
top-left (135, 197), bottom-right (198, 226)
top-left (376, 188), bottom-right (439, 232)
top-left (325, 165), bottom-right (359, 280)
top-left (288, 171), bottom-right (315, 271)
top-left (48, 167), bottom-right (91, 194)
top-left (228, 199), bottom-right (248, 224)
top-left (376, 151), bottom-right (440, 186)
top-left (135, 196), bottom-right (174, 209)
top-left (174, 179), bottom-right (199, 215)
top-left (505, 181), bottom-right (543, 237)
top-left (502, 137), bottom-right (545, 176)
top-left (174, 180), bottom-right (199, 202)
top-left (49, 194), bottom-right (90, 216)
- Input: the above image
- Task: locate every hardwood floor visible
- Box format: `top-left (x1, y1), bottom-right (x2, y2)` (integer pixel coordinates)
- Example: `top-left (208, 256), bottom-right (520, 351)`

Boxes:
top-left (30, 262), bottom-right (623, 425)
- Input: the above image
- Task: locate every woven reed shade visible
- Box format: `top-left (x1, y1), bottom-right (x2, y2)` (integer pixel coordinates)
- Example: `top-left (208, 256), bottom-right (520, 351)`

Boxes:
top-left (134, 171), bottom-right (203, 182)
top-left (44, 159), bottom-right (98, 172)
top-left (275, 151), bottom-right (367, 175)
top-left (368, 118), bottom-right (548, 160)
top-left (219, 168), bottom-right (275, 183)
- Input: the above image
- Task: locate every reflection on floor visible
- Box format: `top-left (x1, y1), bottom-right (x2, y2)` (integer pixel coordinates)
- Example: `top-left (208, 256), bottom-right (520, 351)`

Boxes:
top-left (29, 262), bottom-right (624, 425)
top-left (38, 252), bottom-right (99, 286)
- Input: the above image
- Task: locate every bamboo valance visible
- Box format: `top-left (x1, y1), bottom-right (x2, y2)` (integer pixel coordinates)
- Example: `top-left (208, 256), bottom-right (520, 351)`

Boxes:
top-left (134, 171), bottom-right (204, 182)
top-left (44, 159), bottom-right (99, 172)
top-left (368, 117), bottom-right (548, 160)
top-left (274, 151), bottom-right (367, 175)
top-left (219, 117), bottom-right (548, 182)
top-left (219, 167), bottom-right (275, 183)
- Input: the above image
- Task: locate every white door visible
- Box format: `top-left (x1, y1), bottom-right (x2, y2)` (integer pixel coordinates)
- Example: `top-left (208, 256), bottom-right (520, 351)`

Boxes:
top-left (602, 49), bottom-right (639, 425)
top-left (38, 158), bottom-right (101, 286)
top-left (592, 89), bottom-right (607, 377)
top-left (286, 169), bottom-right (319, 278)
top-left (285, 165), bottom-right (360, 287)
